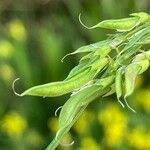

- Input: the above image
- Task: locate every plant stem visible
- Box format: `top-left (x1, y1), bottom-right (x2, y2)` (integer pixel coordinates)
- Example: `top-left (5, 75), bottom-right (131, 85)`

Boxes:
top-left (45, 104), bottom-right (88, 150)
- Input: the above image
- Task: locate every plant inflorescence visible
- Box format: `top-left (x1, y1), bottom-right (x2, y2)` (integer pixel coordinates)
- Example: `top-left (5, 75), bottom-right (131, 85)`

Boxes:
top-left (13, 12), bottom-right (150, 150)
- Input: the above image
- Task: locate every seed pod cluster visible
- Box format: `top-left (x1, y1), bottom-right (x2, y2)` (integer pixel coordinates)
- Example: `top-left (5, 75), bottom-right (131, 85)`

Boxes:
top-left (125, 51), bottom-right (150, 98)
top-left (114, 51), bottom-right (150, 111)
top-left (13, 12), bottom-right (150, 150)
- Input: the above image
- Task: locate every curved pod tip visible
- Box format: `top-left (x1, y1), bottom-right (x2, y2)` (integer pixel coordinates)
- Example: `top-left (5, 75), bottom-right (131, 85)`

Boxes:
top-left (55, 130), bottom-right (74, 147)
top-left (79, 13), bottom-right (94, 29)
top-left (12, 78), bottom-right (23, 97)
top-left (61, 52), bottom-right (74, 62)
top-left (124, 96), bottom-right (136, 113)
top-left (55, 106), bottom-right (63, 117)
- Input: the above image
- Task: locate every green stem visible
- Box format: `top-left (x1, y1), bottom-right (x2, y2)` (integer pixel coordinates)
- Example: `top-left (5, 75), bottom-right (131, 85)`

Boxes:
top-left (45, 104), bottom-right (88, 150)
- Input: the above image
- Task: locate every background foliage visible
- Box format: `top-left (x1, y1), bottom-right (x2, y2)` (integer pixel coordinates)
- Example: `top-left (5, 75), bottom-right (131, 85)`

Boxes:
top-left (0, 0), bottom-right (150, 150)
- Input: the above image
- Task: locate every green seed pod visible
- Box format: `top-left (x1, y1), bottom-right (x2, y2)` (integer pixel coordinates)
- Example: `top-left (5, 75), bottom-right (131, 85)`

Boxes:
top-left (14, 57), bottom-right (109, 97)
top-left (75, 40), bottom-right (110, 53)
top-left (124, 58), bottom-right (150, 113)
top-left (66, 56), bottom-right (108, 80)
top-left (132, 50), bottom-right (150, 63)
top-left (61, 39), bottom-right (110, 62)
top-left (93, 45), bottom-right (111, 57)
top-left (79, 45), bottom-right (111, 63)
top-left (102, 84), bottom-right (115, 97)
top-left (136, 40), bottom-right (150, 45)
top-left (59, 75), bottom-right (115, 128)
top-left (130, 12), bottom-right (150, 23)
top-left (135, 59), bottom-right (150, 74)
top-left (79, 12), bottom-right (150, 32)
top-left (110, 35), bottom-right (124, 49)
top-left (132, 53), bottom-right (146, 62)
top-left (79, 13), bottom-right (139, 31)
top-left (124, 64), bottom-right (140, 98)
top-left (94, 75), bottom-right (115, 87)
top-left (65, 60), bottom-right (90, 80)
top-left (59, 85), bottom-right (102, 128)
top-left (124, 59), bottom-right (149, 98)
top-left (79, 52), bottom-right (93, 62)
top-left (115, 67), bottom-right (125, 107)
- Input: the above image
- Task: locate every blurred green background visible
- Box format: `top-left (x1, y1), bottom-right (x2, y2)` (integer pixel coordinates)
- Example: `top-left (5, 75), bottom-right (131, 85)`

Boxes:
top-left (0, 0), bottom-right (150, 150)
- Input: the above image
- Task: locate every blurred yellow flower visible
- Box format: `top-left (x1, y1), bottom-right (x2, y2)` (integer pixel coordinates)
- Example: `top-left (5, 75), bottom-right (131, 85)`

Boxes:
top-left (1, 111), bottom-right (27, 137)
top-left (98, 103), bottom-right (127, 147)
top-left (127, 126), bottom-right (150, 149)
top-left (8, 19), bottom-right (26, 41)
top-left (0, 64), bottom-right (14, 83)
top-left (98, 103), bottom-right (127, 126)
top-left (0, 40), bottom-right (14, 58)
top-left (79, 137), bottom-right (101, 150)
top-left (135, 89), bottom-right (150, 112)
top-left (26, 130), bottom-right (44, 148)
top-left (58, 133), bottom-right (73, 150)
top-left (104, 122), bottom-right (126, 147)
top-left (47, 117), bottom-right (58, 133)
top-left (73, 111), bottom-right (94, 134)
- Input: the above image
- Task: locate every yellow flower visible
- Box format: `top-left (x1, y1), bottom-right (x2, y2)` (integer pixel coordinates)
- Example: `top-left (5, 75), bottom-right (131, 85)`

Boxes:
top-left (73, 111), bottom-right (94, 134)
top-left (79, 137), bottom-right (101, 150)
top-left (127, 126), bottom-right (150, 149)
top-left (1, 111), bottom-right (27, 137)
top-left (8, 19), bottom-right (26, 41)
top-left (0, 40), bottom-right (14, 58)
top-left (135, 89), bottom-right (150, 112)
top-left (104, 122), bottom-right (126, 147)
top-left (98, 103), bottom-right (127, 127)
top-left (47, 117), bottom-right (58, 133)
top-left (0, 64), bottom-right (14, 83)
top-left (98, 103), bottom-right (127, 147)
